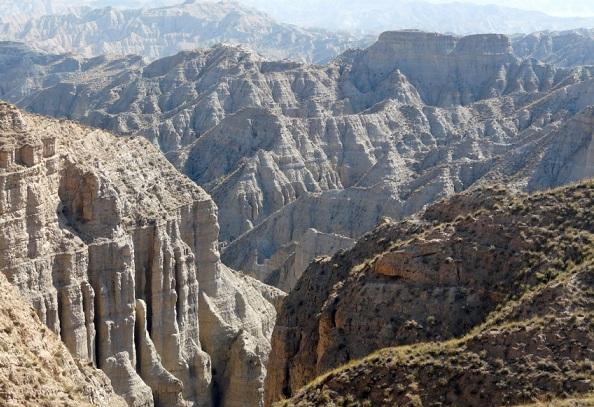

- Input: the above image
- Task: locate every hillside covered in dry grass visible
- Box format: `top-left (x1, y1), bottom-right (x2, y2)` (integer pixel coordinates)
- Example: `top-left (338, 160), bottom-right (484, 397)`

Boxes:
top-left (269, 180), bottom-right (594, 406)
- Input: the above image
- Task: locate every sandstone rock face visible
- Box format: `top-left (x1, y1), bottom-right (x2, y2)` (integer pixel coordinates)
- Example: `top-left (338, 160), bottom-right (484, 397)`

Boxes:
top-left (267, 181), bottom-right (594, 406)
top-left (3, 31), bottom-right (594, 293)
top-left (0, 102), bottom-right (283, 406)
top-left (0, 271), bottom-right (126, 407)
top-left (0, 1), bottom-right (368, 63)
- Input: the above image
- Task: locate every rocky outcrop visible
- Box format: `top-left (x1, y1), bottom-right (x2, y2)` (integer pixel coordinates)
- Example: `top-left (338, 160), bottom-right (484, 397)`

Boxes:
top-left (0, 271), bottom-right (126, 407)
top-left (281, 291), bottom-right (594, 406)
top-left (2, 31), bottom-right (594, 293)
top-left (258, 228), bottom-right (355, 292)
top-left (267, 180), bottom-right (594, 405)
top-left (0, 102), bottom-right (283, 406)
top-left (0, 1), bottom-right (369, 63)
top-left (355, 31), bottom-right (519, 106)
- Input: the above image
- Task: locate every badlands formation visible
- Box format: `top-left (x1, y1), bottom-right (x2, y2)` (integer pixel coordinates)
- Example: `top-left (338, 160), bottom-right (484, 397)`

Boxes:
top-left (0, 270), bottom-right (125, 407)
top-left (1, 26), bottom-right (594, 407)
top-left (512, 29), bottom-right (594, 68)
top-left (3, 31), bottom-right (594, 292)
top-left (0, 102), bottom-right (283, 406)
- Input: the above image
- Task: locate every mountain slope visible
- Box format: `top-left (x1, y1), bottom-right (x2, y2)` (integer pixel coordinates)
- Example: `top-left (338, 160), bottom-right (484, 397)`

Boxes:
top-left (267, 180), bottom-right (594, 405)
top-left (0, 102), bottom-right (284, 406)
top-left (2, 31), bottom-right (594, 293)
top-left (0, 1), bottom-right (368, 63)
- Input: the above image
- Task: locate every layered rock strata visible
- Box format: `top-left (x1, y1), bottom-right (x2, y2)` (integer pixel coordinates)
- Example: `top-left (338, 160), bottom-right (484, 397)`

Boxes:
top-left (0, 102), bottom-right (283, 406)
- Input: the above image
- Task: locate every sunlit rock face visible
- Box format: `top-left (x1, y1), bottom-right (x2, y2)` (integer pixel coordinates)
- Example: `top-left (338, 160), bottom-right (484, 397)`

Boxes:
top-left (0, 102), bottom-right (284, 406)
top-left (266, 182), bottom-right (594, 405)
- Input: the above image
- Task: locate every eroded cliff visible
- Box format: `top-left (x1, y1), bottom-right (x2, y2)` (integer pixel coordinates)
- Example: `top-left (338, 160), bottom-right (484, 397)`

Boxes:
top-left (0, 271), bottom-right (126, 407)
top-left (0, 102), bottom-right (283, 406)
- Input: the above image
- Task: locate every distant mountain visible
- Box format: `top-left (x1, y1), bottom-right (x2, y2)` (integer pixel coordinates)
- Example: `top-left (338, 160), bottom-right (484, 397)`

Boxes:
top-left (0, 1), bottom-right (370, 63)
top-left (240, 0), bottom-right (594, 35)
top-left (0, 0), bottom-right (177, 17)
top-left (513, 29), bottom-right (594, 67)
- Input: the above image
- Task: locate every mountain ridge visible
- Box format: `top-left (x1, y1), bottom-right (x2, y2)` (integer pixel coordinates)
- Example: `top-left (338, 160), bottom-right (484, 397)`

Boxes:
top-left (2, 31), bottom-right (594, 295)
top-left (0, 101), bottom-right (284, 406)
top-left (0, 1), bottom-right (370, 63)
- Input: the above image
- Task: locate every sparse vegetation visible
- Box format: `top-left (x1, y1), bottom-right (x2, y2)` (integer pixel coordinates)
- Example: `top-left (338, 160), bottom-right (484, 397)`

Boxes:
top-left (272, 181), bottom-right (594, 407)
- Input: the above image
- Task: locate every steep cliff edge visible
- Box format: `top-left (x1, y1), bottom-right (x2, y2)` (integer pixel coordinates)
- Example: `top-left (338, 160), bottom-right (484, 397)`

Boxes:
top-left (0, 271), bottom-right (126, 407)
top-left (0, 102), bottom-right (283, 406)
top-left (266, 181), bottom-right (594, 405)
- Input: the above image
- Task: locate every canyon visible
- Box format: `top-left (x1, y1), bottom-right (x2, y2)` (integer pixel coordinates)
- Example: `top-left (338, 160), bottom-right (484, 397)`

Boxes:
top-left (0, 4), bottom-right (593, 404)
top-left (2, 30), bottom-right (594, 293)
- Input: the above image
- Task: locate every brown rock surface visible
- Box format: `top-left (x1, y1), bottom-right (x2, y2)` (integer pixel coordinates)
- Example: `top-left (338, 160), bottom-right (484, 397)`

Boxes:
top-left (267, 181), bottom-right (594, 406)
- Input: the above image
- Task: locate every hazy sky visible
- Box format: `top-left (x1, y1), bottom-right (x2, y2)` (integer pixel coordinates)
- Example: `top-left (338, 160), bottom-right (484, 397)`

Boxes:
top-left (91, 0), bottom-right (594, 18)
top-left (236, 0), bottom-right (594, 18)
top-left (422, 0), bottom-right (594, 16)
top-left (95, 0), bottom-right (594, 18)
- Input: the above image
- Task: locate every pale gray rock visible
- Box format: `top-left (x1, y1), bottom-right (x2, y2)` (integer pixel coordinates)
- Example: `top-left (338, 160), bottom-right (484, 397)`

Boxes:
top-left (258, 228), bottom-right (355, 292)
top-left (512, 29), bottom-right (594, 68)
top-left (0, 271), bottom-right (127, 406)
top-left (3, 31), bottom-right (594, 293)
top-left (104, 352), bottom-right (155, 407)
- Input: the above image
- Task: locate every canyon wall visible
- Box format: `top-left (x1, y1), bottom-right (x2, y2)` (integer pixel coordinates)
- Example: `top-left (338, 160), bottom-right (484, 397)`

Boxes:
top-left (0, 271), bottom-right (126, 406)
